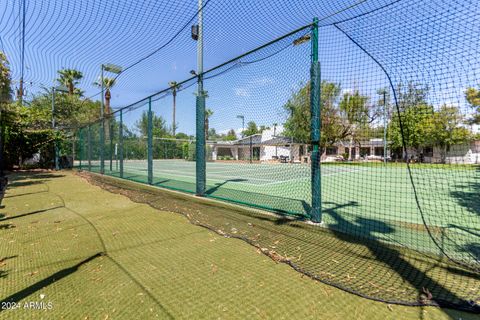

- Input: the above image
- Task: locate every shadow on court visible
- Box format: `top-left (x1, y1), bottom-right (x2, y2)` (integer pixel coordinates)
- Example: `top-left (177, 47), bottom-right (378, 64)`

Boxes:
top-left (451, 166), bottom-right (480, 217)
top-left (324, 201), bottom-right (479, 313)
top-left (205, 179), bottom-right (248, 195)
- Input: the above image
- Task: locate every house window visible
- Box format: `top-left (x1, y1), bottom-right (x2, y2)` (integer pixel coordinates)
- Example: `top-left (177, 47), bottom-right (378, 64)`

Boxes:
top-left (424, 147), bottom-right (433, 157)
top-left (360, 147), bottom-right (370, 157)
top-left (374, 147), bottom-right (384, 156)
top-left (326, 147), bottom-right (338, 155)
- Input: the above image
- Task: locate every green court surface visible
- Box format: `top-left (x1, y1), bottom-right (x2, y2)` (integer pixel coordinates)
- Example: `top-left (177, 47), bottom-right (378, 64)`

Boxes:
top-left (80, 159), bottom-right (480, 266)
top-left (0, 171), bottom-right (477, 319)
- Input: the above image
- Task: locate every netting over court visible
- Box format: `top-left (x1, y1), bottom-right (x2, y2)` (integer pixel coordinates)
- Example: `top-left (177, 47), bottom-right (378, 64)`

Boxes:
top-left (66, 0), bottom-right (480, 312)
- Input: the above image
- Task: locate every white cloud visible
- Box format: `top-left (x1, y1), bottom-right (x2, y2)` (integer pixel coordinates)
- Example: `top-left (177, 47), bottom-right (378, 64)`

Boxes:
top-left (234, 87), bottom-right (249, 97)
top-left (248, 76), bottom-right (275, 86)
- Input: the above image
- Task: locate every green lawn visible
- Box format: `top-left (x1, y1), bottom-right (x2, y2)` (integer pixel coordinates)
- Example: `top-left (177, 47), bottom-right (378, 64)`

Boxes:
top-left (0, 171), bottom-right (477, 319)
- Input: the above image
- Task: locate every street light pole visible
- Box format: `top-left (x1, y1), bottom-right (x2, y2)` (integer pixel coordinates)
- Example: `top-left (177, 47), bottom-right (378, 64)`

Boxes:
top-left (51, 85), bottom-right (68, 170)
top-left (100, 64), bottom-right (105, 174)
top-left (98, 63), bottom-right (122, 174)
top-left (383, 91), bottom-right (387, 165)
top-left (237, 115), bottom-right (244, 137)
top-left (52, 87), bottom-right (57, 170)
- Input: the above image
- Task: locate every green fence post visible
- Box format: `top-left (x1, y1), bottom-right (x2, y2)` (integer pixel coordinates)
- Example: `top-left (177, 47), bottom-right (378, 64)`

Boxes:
top-left (87, 125), bottom-right (92, 171)
top-left (119, 109), bottom-right (124, 178)
top-left (109, 119), bottom-right (114, 172)
top-left (148, 97), bottom-right (153, 185)
top-left (196, 93), bottom-right (206, 196)
top-left (100, 118), bottom-right (105, 174)
top-left (310, 17), bottom-right (322, 223)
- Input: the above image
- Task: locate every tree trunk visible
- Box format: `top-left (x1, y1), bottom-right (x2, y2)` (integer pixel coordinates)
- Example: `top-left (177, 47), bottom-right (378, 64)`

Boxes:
top-left (349, 136), bottom-right (353, 160)
top-left (172, 91), bottom-right (176, 136)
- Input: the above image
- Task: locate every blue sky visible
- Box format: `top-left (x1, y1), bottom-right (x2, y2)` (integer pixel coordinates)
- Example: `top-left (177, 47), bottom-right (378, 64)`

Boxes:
top-left (0, 0), bottom-right (478, 136)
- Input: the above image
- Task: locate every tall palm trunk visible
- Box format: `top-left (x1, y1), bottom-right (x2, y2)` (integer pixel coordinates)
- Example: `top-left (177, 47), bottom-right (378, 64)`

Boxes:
top-left (172, 90), bottom-right (176, 136)
top-left (104, 89), bottom-right (112, 141)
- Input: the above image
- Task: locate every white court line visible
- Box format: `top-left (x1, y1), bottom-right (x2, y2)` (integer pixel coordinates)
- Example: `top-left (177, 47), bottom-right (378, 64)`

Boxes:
top-left (117, 162), bottom-right (371, 186)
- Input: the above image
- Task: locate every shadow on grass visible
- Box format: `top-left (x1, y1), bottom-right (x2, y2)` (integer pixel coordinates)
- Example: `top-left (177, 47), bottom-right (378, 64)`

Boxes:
top-left (324, 201), bottom-right (480, 312)
top-left (0, 223), bottom-right (16, 230)
top-left (4, 190), bottom-right (49, 198)
top-left (0, 253), bottom-right (103, 310)
top-left (0, 206), bottom-right (64, 222)
top-left (0, 256), bottom-right (18, 279)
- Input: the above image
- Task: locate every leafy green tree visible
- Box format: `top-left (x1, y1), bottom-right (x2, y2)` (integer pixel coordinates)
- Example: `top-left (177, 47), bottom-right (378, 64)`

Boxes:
top-left (387, 82), bottom-right (432, 159)
top-left (27, 92), bottom-right (99, 130)
top-left (388, 104), bottom-right (433, 153)
top-left (207, 128), bottom-right (218, 140)
top-left (465, 87), bottom-right (480, 124)
top-left (338, 90), bottom-right (373, 159)
top-left (225, 129), bottom-right (237, 141)
top-left (0, 52), bottom-right (11, 104)
top-left (283, 81), bottom-right (351, 151)
top-left (423, 105), bottom-right (471, 162)
top-left (243, 121), bottom-right (259, 137)
top-left (135, 111), bottom-right (170, 138)
top-left (396, 82), bottom-right (429, 111)
top-left (175, 132), bottom-right (190, 140)
top-left (57, 69), bottom-right (83, 95)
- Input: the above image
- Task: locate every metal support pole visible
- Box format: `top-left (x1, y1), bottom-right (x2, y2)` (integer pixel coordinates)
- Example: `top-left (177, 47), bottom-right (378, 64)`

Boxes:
top-left (310, 17), bottom-right (322, 223)
top-left (249, 136), bottom-right (253, 163)
top-left (196, 94), bottom-right (206, 195)
top-left (87, 125), bottom-right (92, 171)
top-left (52, 88), bottom-right (59, 170)
top-left (242, 118), bottom-right (244, 138)
top-left (195, 0), bottom-right (206, 196)
top-left (119, 110), bottom-right (124, 178)
top-left (383, 91), bottom-right (387, 165)
top-left (100, 64), bottom-right (105, 174)
top-left (147, 98), bottom-right (153, 184)
top-left (172, 88), bottom-right (177, 136)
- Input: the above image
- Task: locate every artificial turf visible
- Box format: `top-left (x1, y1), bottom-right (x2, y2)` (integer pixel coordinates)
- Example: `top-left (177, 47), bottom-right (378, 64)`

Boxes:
top-left (0, 170), bottom-right (477, 319)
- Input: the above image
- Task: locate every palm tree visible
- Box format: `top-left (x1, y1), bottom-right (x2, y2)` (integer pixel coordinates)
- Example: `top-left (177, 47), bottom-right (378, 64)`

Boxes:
top-left (169, 81), bottom-right (181, 136)
top-left (205, 108), bottom-right (213, 141)
top-left (94, 77), bottom-right (116, 116)
top-left (57, 69), bottom-right (83, 95)
top-left (94, 77), bottom-right (116, 144)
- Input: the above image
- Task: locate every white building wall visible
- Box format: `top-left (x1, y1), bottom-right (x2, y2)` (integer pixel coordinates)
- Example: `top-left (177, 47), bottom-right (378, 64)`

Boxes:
top-left (261, 146), bottom-right (291, 161)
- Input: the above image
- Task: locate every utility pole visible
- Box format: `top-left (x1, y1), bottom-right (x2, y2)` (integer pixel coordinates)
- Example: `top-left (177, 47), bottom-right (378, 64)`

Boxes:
top-left (18, 0), bottom-right (26, 106)
top-left (169, 81), bottom-right (179, 136)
